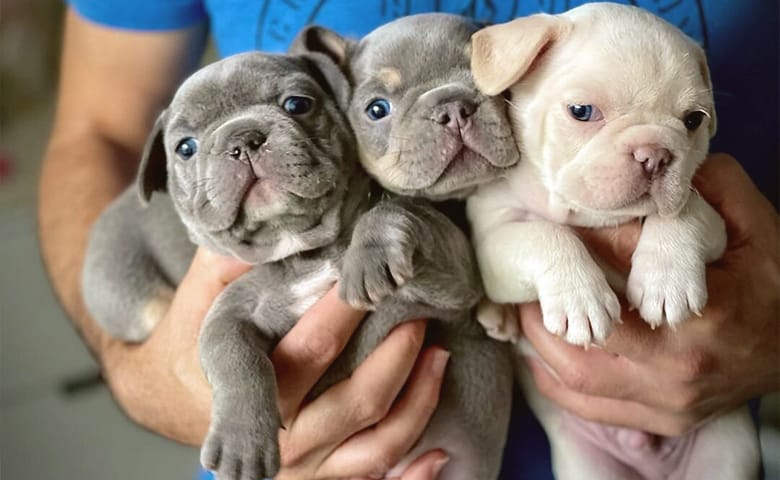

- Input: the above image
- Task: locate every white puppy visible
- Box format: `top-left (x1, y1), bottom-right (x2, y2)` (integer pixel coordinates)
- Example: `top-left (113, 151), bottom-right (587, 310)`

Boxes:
top-left (467, 3), bottom-right (759, 479)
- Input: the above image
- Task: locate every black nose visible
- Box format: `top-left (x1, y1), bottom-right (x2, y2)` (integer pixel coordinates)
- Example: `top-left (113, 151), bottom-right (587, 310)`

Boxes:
top-left (228, 130), bottom-right (267, 158)
top-left (432, 100), bottom-right (477, 130)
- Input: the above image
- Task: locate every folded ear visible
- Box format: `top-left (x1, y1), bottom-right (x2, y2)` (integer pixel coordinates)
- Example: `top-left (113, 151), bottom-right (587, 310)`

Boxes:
top-left (289, 25), bottom-right (356, 68)
top-left (302, 52), bottom-right (352, 112)
top-left (136, 110), bottom-right (168, 205)
top-left (291, 25), bottom-right (358, 112)
top-left (470, 14), bottom-right (569, 96)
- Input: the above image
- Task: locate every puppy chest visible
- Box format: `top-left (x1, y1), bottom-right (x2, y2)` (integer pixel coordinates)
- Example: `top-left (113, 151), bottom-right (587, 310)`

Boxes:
top-left (287, 261), bottom-right (340, 317)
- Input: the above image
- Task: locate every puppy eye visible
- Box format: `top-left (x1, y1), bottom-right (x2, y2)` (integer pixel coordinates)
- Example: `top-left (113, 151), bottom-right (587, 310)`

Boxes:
top-left (568, 104), bottom-right (603, 122)
top-left (175, 138), bottom-right (198, 160)
top-left (366, 99), bottom-right (392, 120)
top-left (282, 96), bottom-right (314, 115)
top-left (683, 110), bottom-right (707, 131)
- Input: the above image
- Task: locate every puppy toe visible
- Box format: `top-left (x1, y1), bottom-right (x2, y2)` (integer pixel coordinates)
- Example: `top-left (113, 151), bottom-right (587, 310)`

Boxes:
top-left (564, 312), bottom-right (592, 346)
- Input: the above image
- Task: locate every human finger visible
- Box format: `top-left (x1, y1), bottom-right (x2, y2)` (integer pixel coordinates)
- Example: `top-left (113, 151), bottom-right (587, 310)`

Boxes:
top-left (693, 153), bottom-right (778, 252)
top-left (523, 356), bottom-right (703, 436)
top-left (272, 284), bottom-right (367, 422)
top-left (575, 219), bottom-right (642, 274)
top-left (169, 247), bottom-right (252, 336)
top-left (519, 302), bottom-right (683, 409)
top-left (279, 320), bottom-right (427, 468)
top-left (316, 347), bottom-right (449, 479)
top-left (393, 450), bottom-right (450, 480)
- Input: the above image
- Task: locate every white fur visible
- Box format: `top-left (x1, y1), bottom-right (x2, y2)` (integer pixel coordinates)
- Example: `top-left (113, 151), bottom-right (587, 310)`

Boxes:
top-left (468, 3), bottom-right (756, 479)
top-left (288, 261), bottom-right (339, 317)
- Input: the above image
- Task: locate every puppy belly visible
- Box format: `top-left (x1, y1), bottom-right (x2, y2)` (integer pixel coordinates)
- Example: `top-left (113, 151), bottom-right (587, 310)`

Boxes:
top-left (559, 410), bottom-right (695, 479)
top-left (517, 344), bottom-right (758, 480)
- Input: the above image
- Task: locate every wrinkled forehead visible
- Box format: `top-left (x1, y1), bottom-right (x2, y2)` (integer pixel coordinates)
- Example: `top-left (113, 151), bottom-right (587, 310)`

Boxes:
top-left (549, 26), bottom-right (712, 111)
top-left (352, 15), bottom-right (475, 89)
top-left (168, 54), bottom-right (320, 130)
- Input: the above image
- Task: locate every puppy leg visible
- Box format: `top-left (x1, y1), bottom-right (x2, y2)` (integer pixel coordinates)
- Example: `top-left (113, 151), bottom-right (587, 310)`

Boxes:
top-left (341, 197), bottom-right (482, 312)
top-left (474, 220), bottom-right (621, 347)
top-left (199, 272), bottom-right (287, 480)
top-left (82, 191), bottom-right (192, 341)
top-left (682, 407), bottom-right (760, 480)
top-left (627, 193), bottom-right (726, 328)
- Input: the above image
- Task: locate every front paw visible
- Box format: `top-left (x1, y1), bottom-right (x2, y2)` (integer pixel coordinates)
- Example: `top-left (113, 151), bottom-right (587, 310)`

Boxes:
top-left (201, 396), bottom-right (281, 480)
top-left (340, 227), bottom-right (415, 310)
top-left (627, 252), bottom-right (707, 328)
top-left (537, 269), bottom-right (621, 347)
top-left (477, 299), bottom-right (521, 343)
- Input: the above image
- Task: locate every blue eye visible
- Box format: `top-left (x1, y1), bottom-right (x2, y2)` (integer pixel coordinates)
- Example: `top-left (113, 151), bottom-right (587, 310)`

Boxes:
top-left (283, 96), bottom-right (314, 115)
top-left (568, 104), bottom-right (603, 122)
top-left (175, 138), bottom-right (198, 160)
top-left (366, 99), bottom-right (392, 120)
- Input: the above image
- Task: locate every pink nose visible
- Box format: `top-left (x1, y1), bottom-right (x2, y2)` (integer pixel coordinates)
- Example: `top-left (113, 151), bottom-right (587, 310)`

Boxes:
top-left (633, 146), bottom-right (671, 176)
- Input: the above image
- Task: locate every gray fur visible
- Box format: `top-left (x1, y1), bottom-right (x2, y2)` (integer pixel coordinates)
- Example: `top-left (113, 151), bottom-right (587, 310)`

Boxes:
top-left (83, 46), bottom-right (511, 480)
top-left (294, 14), bottom-right (518, 479)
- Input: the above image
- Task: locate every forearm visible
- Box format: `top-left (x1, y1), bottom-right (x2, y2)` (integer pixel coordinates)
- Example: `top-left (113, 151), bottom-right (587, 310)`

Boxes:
top-left (38, 132), bottom-right (210, 444)
top-left (37, 8), bottom-right (210, 444)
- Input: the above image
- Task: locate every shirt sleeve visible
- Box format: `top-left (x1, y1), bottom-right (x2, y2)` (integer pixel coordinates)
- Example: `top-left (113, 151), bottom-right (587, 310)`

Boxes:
top-left (67, 0), bottom-right (207, 31)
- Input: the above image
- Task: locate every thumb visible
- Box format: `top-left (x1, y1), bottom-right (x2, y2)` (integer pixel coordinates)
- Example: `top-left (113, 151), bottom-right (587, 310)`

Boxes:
top-left (393, 450), bottom-right (450, 480)
top-left (575, 220), bottom-right (642, 274)
top-left (166, 247), bottom-right (252, 335)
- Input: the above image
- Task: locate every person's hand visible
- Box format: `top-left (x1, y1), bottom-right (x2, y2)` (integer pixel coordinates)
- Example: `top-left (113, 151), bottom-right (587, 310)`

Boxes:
top-left (272, 288), bottom-right (449, 479)
top-left (520, 153), bottom-right (779, 436)
top-left (107, 247), bottom-right (448, 478)
top-left (104, 247), bottom-right (252, 443)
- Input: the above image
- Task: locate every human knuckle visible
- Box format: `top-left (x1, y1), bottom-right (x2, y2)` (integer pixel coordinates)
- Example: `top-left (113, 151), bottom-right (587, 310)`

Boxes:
top-left (674, 350), bottom-right (715, 381)
top-left (352, 394), bottom-right (392, 426)
top-left (667, 387), bottom-right (705, 413)
top-left (559, 366), bottom-right (592, 394)
top-left (294, 329), bottom-right (341, 367)
top-left (363, 449), bottom-right (402, 477)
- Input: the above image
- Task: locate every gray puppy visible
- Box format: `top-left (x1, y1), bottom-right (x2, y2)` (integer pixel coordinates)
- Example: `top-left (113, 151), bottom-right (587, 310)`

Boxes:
top-left (294, 13), bottom-right (520, 479)
top-left (83, 48), bottom-right (509, 479)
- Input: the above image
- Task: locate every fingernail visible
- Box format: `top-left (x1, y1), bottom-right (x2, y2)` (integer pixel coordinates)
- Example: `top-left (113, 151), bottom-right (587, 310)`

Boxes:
top-left (432, 456), bottom-right (450, 476)
top-left (431, 349), bottom-right (450, 377)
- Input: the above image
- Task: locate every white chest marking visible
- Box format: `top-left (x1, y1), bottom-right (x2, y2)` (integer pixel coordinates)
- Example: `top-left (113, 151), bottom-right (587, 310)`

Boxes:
top-left (288, 262), bottom-right (339, 317)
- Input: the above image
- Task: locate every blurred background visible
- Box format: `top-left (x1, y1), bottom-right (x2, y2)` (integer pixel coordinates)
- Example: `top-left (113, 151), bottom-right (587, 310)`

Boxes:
top-left (0, 0), bottom-right (201, 478)
top-left (0, 1), bottom-right (777, 479)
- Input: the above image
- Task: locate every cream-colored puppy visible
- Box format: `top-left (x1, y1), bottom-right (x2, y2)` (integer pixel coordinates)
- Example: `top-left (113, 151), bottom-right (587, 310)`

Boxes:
top-left (469, 3), bottom-right (724, 346)
top-left (468, 3), bottom-right (759, 479)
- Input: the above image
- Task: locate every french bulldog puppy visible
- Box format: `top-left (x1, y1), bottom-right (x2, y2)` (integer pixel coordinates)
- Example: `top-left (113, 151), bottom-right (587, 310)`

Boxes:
top-left (83, 48), bottom-right (509, 480)
top-left (293, 13), bottom-right (520, 479)
top-left (467, 3), bottom-right (759, 479)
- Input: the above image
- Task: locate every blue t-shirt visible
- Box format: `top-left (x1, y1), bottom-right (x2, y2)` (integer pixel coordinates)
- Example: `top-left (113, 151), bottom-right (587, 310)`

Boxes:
top-left (68, 0), bottom-right (779, 203)
top-left (67, 1), bottom-right (777, 479)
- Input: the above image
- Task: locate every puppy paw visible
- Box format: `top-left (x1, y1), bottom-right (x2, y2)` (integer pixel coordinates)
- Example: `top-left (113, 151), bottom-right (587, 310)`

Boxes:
top-left (340, 219), bottom-right (416, 309)
top-left (537, 268), bottom-right (620, 347)
top-left (201, 395), bottom-right (280, 480)
top-left (627, 252), bottom-right (707, 328)
top-left (477, 299), bottom-right (521, 342)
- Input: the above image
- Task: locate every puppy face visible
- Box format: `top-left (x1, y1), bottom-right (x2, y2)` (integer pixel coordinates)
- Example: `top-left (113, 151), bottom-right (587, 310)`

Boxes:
top-left (472, 4), bottom-right (716, 217)
top-left (138, 52), bottom-right (356, 263)
top-left (293, 14), bottom-right (520, 200)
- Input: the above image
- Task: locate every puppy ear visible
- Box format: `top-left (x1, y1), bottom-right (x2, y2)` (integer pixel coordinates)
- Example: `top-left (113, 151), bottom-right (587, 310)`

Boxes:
top-left (136, 110), bottom-right (168, 205)
top-left (289, 25), bottom-right (356, 68)
top-left (694, 46), bottom-right (718, 138)
top-left (471, 14), bottom-right (568, 95)
top-left (301, 52), bottom-right (352, 112)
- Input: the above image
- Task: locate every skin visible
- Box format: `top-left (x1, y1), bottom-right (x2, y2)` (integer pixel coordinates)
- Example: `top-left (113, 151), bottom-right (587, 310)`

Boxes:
top-left (521, 153), bottom-right (780, 436)
top-left (38, 7), bottom-right (777, 476)
top-left (38, 8), bottom-right (446, 478)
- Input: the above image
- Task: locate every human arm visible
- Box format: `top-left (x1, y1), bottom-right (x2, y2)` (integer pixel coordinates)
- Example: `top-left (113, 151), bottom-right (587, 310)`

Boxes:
top-left (39, 13), bottom-right (448, 477)
top-left (520, 153), bottom-right (779, 435)
top-left (37, 7), bottom-right (210, 439)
